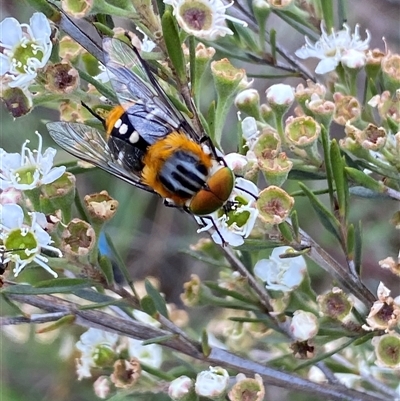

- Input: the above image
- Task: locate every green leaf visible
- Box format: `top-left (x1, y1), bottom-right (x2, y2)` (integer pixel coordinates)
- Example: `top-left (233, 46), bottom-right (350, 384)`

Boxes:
top-left (270, 29), bottom-right (277, 62)
top-left (145, 279), bottom-right (169, 318)
top-left (320, 0), bottom-right (334, 31)
top-left (201, 329), bottom-right (211, 357)
top-left (140, 295), bottom-right (158, 317)
top-left (142, 334), bottom-right (176, 346)
top-left (354, 221), bottom-right (363, 276)
top-left (204, 281), bottom-right (259, 306)
top-left (2, 279), bottom-right (93, 295)
top-left (346, 223), bottom-right (355, 258)
top-left (161, 9), bottom-right (186, 83)
top-left (345, 167), bottom-right (385, 193)
top-left (98, 255), bottom-right (114, 285)
top-left (278, 221), bottom-right (293, 242)
top-left (298, 183), bottom-right (341, 241)
top-left (320, 125), bottom-right (335, 207)
top-left (288, 169), bottom-right (327, 180)
top-left (330, 140), bottom-right (348, 220)
top-left (290, 210), bottom-right (300, 240)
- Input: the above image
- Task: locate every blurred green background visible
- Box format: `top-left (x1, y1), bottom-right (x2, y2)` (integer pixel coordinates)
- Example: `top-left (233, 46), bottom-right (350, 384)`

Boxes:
top-left (1, 1), bottom-right (399, 400)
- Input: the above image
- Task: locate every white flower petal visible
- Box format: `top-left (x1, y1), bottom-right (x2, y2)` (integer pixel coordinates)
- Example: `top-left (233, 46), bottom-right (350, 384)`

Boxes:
top-left (29, 12), bottom-right (51, 42)
top-left (0, 17), bottom-right (22, 47)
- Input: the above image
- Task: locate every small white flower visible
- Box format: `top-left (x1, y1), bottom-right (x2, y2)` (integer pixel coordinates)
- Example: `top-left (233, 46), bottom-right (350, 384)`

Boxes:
top-left (169, 376), bottom-right (194, 400)
top-left (195, 366), bottom-right (229, 399)
top-left (290, 310), bottom-right (319, 341)
top-left (254, 246), bottom-right (306, 292)
top-left (0, 203), bottom-right (62, 277)
top-left (196, 178), bottom-right (259, 246)
top-left (224, 153), bottom-right (248, 173)
top-left (93, 376), bottom-right (111, 399)
top-left (127, 338), bottom-right (163, 369)
top-left (76, 328), bottom-right (119, 380)
top-left (164, 0), bottom-right (247, 40)
top-left (0, 12), bottom-right (52, 89)
top-left (295, 23), bottom-right (370, 74)
top-left (340, 48), bottom-right (366, 70)
top-left (266, 83), bottom-right (295, 106)
top-left (0, 132), bottom-right (66, 191)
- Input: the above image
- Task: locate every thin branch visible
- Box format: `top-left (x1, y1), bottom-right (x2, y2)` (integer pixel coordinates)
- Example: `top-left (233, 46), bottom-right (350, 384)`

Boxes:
top-left (0, 311), bottom-right (70, 325)
top-left (299, 228), bottom-right (376, 305)
top-left (4, 291), bottom-right (386, 401)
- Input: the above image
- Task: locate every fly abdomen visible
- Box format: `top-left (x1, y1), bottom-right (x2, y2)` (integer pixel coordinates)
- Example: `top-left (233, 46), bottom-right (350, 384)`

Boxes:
top-left (159, 151), bottom-right (208, 199)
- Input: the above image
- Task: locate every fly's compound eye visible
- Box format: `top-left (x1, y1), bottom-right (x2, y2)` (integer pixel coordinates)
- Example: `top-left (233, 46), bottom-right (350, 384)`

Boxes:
top-left (189, 167), bottom-right (235, 216)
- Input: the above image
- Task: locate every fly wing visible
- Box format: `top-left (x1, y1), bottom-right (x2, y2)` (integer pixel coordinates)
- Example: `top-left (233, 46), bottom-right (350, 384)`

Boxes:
top-left (46, 121), bottom-right (155, 194)
top-left (102, 38), bottom-right (200, 143)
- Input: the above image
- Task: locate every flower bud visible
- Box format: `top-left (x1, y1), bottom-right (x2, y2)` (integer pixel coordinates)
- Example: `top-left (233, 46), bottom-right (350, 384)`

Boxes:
top-left (61, 0), bottom-right (93, 18)
top-left (1, 87), bottom-right (32, 118)
top-left (0, 187), bottom-right (22, 205)
top-left (266, 83), bottom-right (295, 110)
top-left (44, 62), bottom-right (80, 94)
top-left (381, 53), bottom-right (400, 91)
top-left (228, 373), bottom-right (265, 401)
top-left (110, 358), bottom-right (141, 389)
top-left (235, 89), bottom-right (261, 120)
top-left (372, 333), bottom-right (400, 369)
top-left (365, 48), bottom-right (385, 79)
top-left (195, 366), bottom-right (229, 399)
top-left (305, 96), bottom-right (335, 127)
top-left (62, 219), bottom-right (96, 256)
top-left (317, 287), bottom-right (353, 320)
top-left (290, 310), bottom-right (319, 341)
top-left (168, 376), bottom-right (195, 401)
top-left (84, 190), bottom-right (119, 223)
top-left (260, 103), bottom-right (273, 123)
top-left (333, 93), bottom-right (361, 125)
top-left (256, 186), bottom-right (294, 225)
top-left (93, 376), bottom-right (110, 399)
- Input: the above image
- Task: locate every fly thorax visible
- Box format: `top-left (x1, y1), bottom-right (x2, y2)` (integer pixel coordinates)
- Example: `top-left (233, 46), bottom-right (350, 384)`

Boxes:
top-left (158, 150), bottom-right (209, 199)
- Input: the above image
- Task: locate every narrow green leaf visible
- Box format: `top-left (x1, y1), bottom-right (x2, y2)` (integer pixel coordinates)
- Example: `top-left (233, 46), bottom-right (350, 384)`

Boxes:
top-left (2, 279), bottom-right (92, 295)
top-left (330, 140), bottom-right (347, 219)
top-left (201, 329), bottom-right (211, 357)
top-left (204, 281), bottom-right (259, 305)
top-left (278, 221), bottom-right (293, 242)
top-left (78, 299), bottom-right (128, 310)
top-left (145, 279), bottom-right (169, 318)
top-left (98, 255), bottom-right (114, 285)
top-left (37, 315), bottom-right (75, 332)
top-left (320, 125), bottom-right (335, 208)
top-left (320, 0), bottom-right (334, 31)
top-left (142, 334), bottom-right (176, 346)
top-left (354, 221), bottom-right (363, 276)
top-left (140, 295), bottom-right (158, 317)
top-left (298, 182), bottom-right (341, 240)
top-left (23, 0), bottom-right (59, 18)
top-left (288, 169), bottom-right (326, 180)
top-left (206, 100), bottom-right (216, 141)
top-left (77, 68), bottom-right (118, 103)
top-left (346, 223), bottom-right (355, 258)
top-left (161, 9), bottom-right (186, 83)
top-left (291, 210), bottom-right (300, 240)
top-left (345, 167), bottom-right (385, 193)
top-left (270, 29), bottom-right (277, 63)
top-left (35, 278), bottom-right (91, 288)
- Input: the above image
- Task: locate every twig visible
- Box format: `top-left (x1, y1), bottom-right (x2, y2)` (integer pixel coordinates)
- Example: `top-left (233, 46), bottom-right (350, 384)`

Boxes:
top-left (0, 311), bottom-right (70, 325)
top-left (4, 291), bottom-right (386, 401)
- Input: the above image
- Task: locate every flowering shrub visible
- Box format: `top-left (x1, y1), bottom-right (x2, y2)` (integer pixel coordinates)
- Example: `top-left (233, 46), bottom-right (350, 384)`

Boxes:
top-left (0, 1), bottom-right (399, 401)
